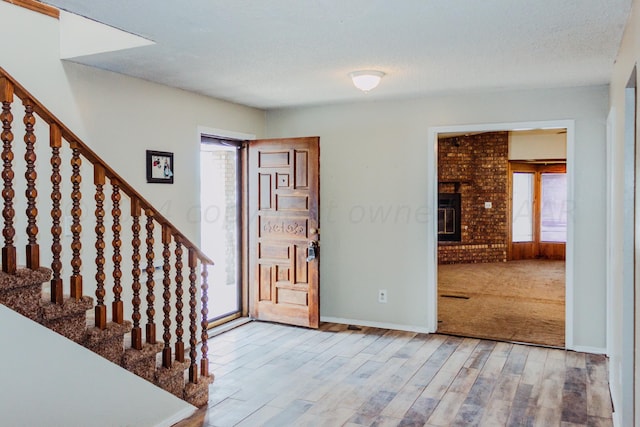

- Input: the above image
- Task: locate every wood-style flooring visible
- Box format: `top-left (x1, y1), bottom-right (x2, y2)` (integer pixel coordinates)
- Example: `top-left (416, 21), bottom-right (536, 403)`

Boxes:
top-left (173, 321), bottom-right (612, 427)
top-left (438, 260), bottom-right (565, 347)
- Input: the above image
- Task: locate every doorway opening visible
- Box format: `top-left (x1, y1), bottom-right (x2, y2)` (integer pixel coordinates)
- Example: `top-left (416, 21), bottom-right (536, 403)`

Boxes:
top-left (429, 123), bottom-right (573, 348)
top-left (200, 136), bottom-right (243, 325)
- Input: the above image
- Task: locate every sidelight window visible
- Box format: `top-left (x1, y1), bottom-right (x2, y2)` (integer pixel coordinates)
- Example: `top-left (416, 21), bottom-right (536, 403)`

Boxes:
top-left (200, 137), bottom-right (242, 323)
top-left (541, 173), bottom-right (567, 242)
top-left (512, 172), bottom-right (534, 242)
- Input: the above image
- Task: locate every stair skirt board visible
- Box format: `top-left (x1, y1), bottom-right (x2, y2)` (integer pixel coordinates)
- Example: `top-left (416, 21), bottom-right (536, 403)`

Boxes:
top-left (0, 304), bottom-right (197, 427)
top-left (0, 267), bottom-right (212, 416)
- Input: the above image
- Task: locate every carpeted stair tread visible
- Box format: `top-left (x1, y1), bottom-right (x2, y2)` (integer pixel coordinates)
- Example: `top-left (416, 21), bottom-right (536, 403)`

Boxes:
top-left (123, 343), bottom-right (164, 382)
top-left (84, 321), bottom-right (133, 365)
top-left (155, 360), bottom-right (190, 398)
top-left (40, 293), bottom-right (93, 343)
top-left (184, 374), bottom-right (214, 407)
top-left (123, 342), bottom-right (164, 365)
top-left (84, 320), bottom-right (133, 345)
top-left (0, 267), bottom-right (51, 290)
top-left (39, 296), bottom-right (93, 343)
top-left (40, 295), bottom-right (93, 319)
top-left (0, 268), bottom-right (51, 321)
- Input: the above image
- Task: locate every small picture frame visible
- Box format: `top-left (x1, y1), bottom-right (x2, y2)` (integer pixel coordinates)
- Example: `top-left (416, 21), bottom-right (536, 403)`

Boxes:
top-left (146, 150), bottom-right (174, 184)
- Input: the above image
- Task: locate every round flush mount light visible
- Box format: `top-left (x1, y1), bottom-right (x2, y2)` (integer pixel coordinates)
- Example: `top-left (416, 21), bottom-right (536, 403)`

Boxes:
top-left (349, 70), bottom-right (385, 92)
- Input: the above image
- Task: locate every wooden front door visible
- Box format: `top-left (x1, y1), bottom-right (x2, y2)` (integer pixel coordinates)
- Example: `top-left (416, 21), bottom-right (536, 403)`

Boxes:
top-left (248, 137), bottom-right (320, 328)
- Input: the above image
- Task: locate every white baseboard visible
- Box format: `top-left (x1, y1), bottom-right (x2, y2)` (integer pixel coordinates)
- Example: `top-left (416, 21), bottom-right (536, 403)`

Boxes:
top-left (612, 411), bottom-right (621, 427)
top-left (321, 316), bottom-right (432, 334)
top-left (570, 345), bottom-right (607, 355)
top-left (155, 406), bottom-right (197, 427)
top-left (322, 318), bottom-right (609, 355)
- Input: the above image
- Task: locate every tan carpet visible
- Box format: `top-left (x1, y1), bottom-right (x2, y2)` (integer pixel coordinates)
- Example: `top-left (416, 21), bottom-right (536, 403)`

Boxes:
top-left (438, 260), bottom-right (565, 347)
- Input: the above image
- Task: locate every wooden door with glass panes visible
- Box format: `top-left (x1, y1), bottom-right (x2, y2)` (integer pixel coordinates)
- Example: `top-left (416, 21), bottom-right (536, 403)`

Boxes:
top-left (510, 162), bottom-right (566, 260)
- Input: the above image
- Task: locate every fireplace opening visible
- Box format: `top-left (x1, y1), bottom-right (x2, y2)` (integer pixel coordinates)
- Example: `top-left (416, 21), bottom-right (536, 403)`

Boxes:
top-left (438, 193), bottom-right (461, 242)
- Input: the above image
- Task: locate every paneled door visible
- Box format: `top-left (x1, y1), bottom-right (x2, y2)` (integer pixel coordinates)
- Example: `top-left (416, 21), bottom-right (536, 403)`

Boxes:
top-left (248, 137), bottom-right (320, 328)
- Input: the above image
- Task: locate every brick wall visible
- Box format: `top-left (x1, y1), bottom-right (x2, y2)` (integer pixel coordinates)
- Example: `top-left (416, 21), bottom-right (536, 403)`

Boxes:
top-left (438, 132), bottom-right (508, 264)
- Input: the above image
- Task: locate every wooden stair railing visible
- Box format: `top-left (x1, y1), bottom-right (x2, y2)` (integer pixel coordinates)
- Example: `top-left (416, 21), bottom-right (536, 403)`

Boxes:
top-left (0, 67), bottom-right (212, 388)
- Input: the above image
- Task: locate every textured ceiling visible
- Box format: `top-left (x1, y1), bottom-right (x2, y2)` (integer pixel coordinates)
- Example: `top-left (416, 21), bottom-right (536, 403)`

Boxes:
top-left (41, 0), bottom-right (632, 109)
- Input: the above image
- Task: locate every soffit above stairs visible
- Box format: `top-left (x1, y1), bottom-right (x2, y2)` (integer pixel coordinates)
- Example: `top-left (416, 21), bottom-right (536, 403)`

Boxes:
top-left (38, 0), bottom-right (632, 109)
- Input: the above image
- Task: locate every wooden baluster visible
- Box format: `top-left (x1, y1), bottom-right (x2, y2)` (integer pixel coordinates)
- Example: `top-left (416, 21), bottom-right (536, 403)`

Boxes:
top-left (0, 77), bottom-right (16, 274)
top-left (94, 164), bottom-right (107, 329)
top-left (162, 225), bottom-right (172, 368)
top-left (49, 124), bottom-right (63, 303)
top-left (174, 238), bottom-right (185, 363)
top-left (188, 249), bottom-right (198, 384)
top-left (200, 262), bottom-right (210, 377)
top-left (23, 97), bottom-right (39, 269)
top-left (130, 199), bottom-right (143, 350)
top-left (145, 210), bottom-right (156, 344)
top-left (69, 143), bottom-right (83, 299)
top-left (111, 180), bottom-right (123, 324)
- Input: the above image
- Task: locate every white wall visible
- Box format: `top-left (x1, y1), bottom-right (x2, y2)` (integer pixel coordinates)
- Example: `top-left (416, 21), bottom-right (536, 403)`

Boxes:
top-left (0, 305), bottom-right (195, 427)
top-left (266, 85), bottom-right (608, 346)
top-left (509, 130), bottom-right (567, 160)
top-left (0, 2), bottom-right (265, 419)
top-left (0, 2), bottom-right (265, 248)
top-left (608, 1), bottom-right (639, 425)
top-left (1, 3), bottom-right (265, 313)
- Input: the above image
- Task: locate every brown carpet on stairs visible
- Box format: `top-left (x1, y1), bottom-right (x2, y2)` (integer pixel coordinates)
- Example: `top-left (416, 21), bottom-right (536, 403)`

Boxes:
top-left (40, 295), bottom-right (93, 343)
top-left (0, 268), bottom-right (51, 321)
top-left (437, 259), bottom-right (565, 347)
top-left (124, 343), bottom-right (164, 382)
top-left (0, 266), bottom-right (212, 407)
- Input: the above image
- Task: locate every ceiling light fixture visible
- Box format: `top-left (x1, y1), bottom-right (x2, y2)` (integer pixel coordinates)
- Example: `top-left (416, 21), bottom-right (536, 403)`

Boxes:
top-left (349, 70), bottom-right (385, 92)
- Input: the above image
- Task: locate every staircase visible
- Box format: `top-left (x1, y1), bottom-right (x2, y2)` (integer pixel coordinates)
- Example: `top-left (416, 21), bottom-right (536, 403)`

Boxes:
top-left (0, 67), bottom-right (213, 407)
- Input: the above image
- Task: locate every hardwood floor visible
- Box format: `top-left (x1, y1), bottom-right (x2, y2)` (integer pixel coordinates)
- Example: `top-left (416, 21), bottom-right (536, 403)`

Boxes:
top-left (438, 260), bottom-right (565, 347)
top-left (173, 321), bottom-right (612, 427)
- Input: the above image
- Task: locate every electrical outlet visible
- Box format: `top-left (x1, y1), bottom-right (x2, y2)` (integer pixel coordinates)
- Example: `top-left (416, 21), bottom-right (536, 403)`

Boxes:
top-left (378, 289), bottom-right (388, 303)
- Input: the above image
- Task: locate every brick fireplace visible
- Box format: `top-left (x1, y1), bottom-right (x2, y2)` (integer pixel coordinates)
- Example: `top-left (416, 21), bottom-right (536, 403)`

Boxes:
top-left (438, 193), bottom-right (461, 242)
top-left (438, 132), bottom-right (508, 264)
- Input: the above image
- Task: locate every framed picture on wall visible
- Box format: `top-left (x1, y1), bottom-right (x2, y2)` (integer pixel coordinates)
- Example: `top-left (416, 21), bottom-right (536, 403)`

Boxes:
top-left (146, 150), bottom-right (174, 184)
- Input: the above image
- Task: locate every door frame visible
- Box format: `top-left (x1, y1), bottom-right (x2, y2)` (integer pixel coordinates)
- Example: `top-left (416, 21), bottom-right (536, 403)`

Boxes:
top-left (197, 126), bottom-right (255, 324)
top-left (621, 68), bottom-right (637, 427)
top-left (426, 119), bottom-right (576, 349)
